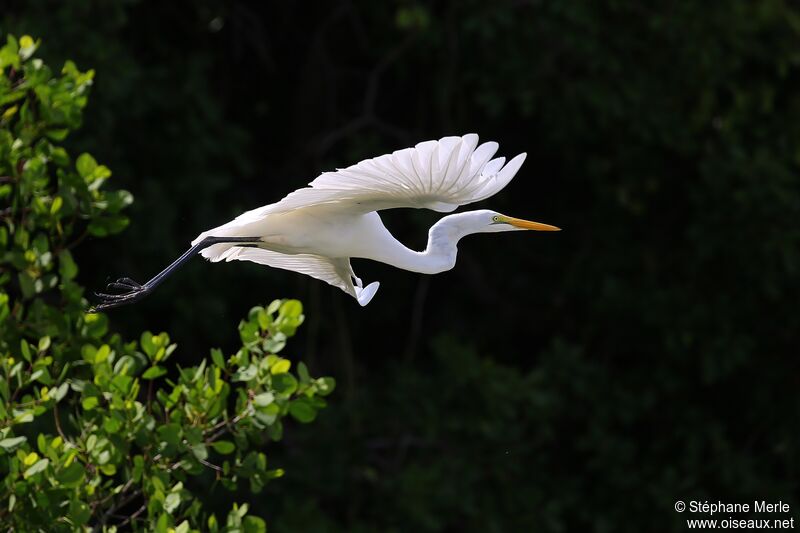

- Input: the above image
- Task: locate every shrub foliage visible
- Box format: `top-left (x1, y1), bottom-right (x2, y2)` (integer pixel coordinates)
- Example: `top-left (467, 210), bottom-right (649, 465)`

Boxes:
top-left (0, 35), bottom-right (332, 531)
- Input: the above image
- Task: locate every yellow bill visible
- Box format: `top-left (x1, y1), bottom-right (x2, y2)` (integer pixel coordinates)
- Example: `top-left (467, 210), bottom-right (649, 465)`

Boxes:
top-left (499, 215), bottom-right (561, 231)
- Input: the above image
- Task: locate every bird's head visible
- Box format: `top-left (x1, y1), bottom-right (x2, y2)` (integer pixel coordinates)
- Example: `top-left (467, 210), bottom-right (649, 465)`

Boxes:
top-left (474, 209), bottom-right (561, 234)
top-left (431, 209), bottom-right (560, 246)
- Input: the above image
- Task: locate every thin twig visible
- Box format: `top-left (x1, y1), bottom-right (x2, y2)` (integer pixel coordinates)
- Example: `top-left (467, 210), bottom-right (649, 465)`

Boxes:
top-left (116, 504), bottom-right (147, 528)
top-left (91, 478), bottom-right (135, 511)
top-left (53, 402), bottom-right (68, 442)
top-left (205, 409), bottom-right (248, 443)
top-left (198, 457), bottom-right (223, 472)
top-left (66, 228), bottom-right (89, 250)
top-left (91, 487), bottom-right (141, 533)
top-left (314, 32), bottom-right (417, 155)
top-left (146, 379), bottom-right (154, 413)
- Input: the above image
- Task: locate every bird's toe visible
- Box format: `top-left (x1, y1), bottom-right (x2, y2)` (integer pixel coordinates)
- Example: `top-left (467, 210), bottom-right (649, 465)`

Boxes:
top-left (106, 278), bottom-right (142, 291)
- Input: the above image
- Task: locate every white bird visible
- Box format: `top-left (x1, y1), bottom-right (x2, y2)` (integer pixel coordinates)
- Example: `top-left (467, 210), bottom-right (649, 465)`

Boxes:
top-left (94, 134), bottom-right (559, 311)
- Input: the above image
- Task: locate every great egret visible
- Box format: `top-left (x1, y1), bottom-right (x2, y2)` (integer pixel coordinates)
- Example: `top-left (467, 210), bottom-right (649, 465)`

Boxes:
top-left (93, 134), bottom-right (559, 311)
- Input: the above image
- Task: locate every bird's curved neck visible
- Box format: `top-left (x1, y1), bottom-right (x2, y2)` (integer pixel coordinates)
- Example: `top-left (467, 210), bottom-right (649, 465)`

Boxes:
top-left (370, 214), bottom-right (473, 275)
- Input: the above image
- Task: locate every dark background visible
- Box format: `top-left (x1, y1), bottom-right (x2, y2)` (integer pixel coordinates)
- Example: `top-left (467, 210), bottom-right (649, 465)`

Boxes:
top-left (4, 1), bottom-right (800, 530)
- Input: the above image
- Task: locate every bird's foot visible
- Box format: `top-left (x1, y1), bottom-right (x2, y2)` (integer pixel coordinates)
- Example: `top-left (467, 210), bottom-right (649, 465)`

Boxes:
top-left (91, 278), bottom-right (150, 312)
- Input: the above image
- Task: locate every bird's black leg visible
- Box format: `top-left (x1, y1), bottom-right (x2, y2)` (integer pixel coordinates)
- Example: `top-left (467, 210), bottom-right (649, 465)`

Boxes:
top-left (92, 236), bottom-right (262, 312)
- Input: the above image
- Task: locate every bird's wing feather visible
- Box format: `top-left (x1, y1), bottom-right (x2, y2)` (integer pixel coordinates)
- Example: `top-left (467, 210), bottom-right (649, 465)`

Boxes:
top-left (209, 247), bottom-right (380, 306)
top-left (242, 134), bottom-right (526, 218)
top-left (216, 247), bottom-right (356, 296)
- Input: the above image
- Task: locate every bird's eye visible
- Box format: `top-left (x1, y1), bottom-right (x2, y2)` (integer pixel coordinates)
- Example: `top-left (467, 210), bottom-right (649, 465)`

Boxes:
top-left (492, 216), bottom-right (499, 222)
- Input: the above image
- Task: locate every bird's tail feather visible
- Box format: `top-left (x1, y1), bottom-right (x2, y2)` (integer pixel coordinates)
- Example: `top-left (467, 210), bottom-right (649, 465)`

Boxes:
top-left (200, 243), bottom-right (238, 261)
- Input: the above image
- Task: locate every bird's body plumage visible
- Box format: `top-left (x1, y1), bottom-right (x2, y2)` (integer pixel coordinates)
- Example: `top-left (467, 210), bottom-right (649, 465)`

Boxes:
top-left (93, 134), bottom-right (558, 311)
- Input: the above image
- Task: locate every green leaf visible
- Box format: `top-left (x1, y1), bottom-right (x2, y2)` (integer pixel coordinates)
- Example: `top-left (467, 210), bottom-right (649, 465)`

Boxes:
top-left (69, 500), bottom-right (91, 526)
top-left (82, 313), bottom-right (109, 338)
top-left (266, 468), bottom-right (284, 479)
top-left (210, 348), bottom-right (226, 368)
top-left (133, 455), bottom-right (144, 482)
top-left (211, 440), bottom-right (236, 455)
top-left (23, 451), bottom-right (39, 466)
top-left (23, 457), bottom-right (49, 478)
top-left (81, 396), bottom-right (99, 410)
top-left (243, 515), bottom-right (267, 533)
top-left (0, 36), bottom-right (20, 70)
top-left (255, 403), bottom-right (280, 426)
top-left (104, 189), bottom-right (133, 212)
top-left (141, 331), bottom-right (171, 360)
top-left (81, 344), bottom-right (97, 362)
top-left (50, 146), bottom-right (70, 166)
top-left (239, 320), bottom-right (259, 344)
top-left (317, 376), bottom-right (336, 396)
top-left (298, 361), bottom-right (311, 384)
top-left (58, 250), bottom-right (78, 280)
top-left (103, 416), bottom-right (122, 433)
top-left (141, 331), bottom-right (156, 357)
top-left (0, 436), bottom-right (27, 451)
top-left (38, 336), bottom-right (51, 352)
top-left (18, 35), bottom-right (37, 60)
top-left (264, 333), bottom-right (287, 354)
top-left (57, 462), bottom-right (85, 486)
top-left (190, 443), bottom-right (208, 461)
top-left (88, 215), bottom-right (129, 236)
top-left (279, 299), bottom-right (303, 318)
top-left (13, 409), bottom-right (34, 424)
top-left (253, 392), bottom-right (274, 407)
top-left (270, 358), bottom-right (291, 375)
top-left (232, 364), bottom-right (257, 382)
top-left (46, 128), bottom-right (69, 142)
top-left (155, 513), bottom-right (168, 533)
top-left (1, 105), bottom-right (16, 122)
top-left (272, 373), bottom-right (298, 396)
top-left (164, 491), bottom-right (181, 514)
top-left (257, 309), bottom-right (271, 330)
top-left (157, 423), bottom-right (182, 447)
top-left (76, 153), bottom-right (97, 179)
top-left (142, 365), bottom-right (167, 380)
top-left (289, 397), bottom-right (317, 423)
top-left (52, 382), bottom-right (69, 402)
top-left (184, 426), bottom-right (203, 446)
top-left (238, 453), bottom-right (260, 476)
top-left (95, 344), bottom-right (111, 363)
top-left (20, 340), bottom-right (31, 362)
top-left (111, 374), bottom-right (133, 395)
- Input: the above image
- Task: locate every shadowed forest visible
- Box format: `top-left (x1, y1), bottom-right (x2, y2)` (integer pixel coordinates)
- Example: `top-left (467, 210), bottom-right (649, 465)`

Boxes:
top-left (3, 1), bottom-right (800, 530)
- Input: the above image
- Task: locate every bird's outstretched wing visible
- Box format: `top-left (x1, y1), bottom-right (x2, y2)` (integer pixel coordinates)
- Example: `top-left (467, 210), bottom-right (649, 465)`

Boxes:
top-left (240, 134), bottom-right (525, 221)
top-left (213, 247), bottom-right (380, 306)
